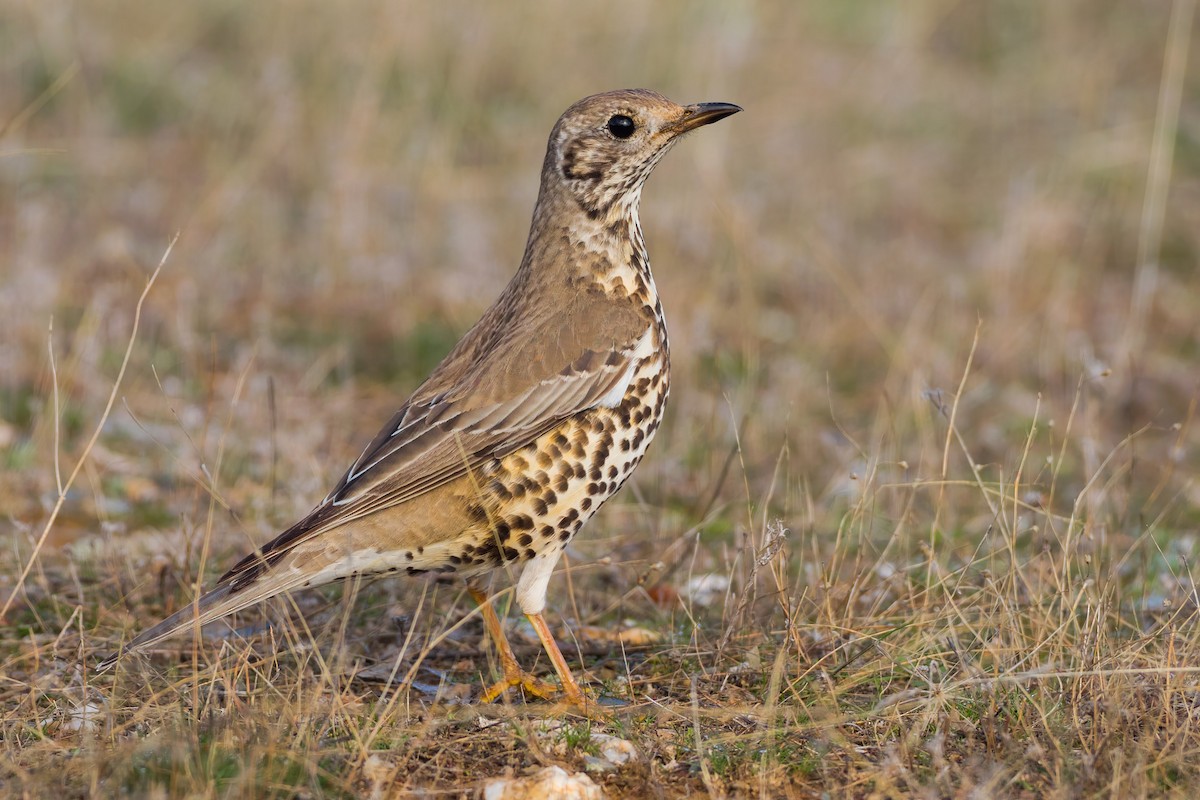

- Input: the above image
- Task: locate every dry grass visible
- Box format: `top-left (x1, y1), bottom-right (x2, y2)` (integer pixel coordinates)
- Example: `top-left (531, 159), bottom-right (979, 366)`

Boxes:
top-left (2, 1), bottom-right (1200, 797)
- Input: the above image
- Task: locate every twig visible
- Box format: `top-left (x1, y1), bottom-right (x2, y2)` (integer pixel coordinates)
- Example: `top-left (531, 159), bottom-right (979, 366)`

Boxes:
top-left (48, 318), bottom-right (62, 495)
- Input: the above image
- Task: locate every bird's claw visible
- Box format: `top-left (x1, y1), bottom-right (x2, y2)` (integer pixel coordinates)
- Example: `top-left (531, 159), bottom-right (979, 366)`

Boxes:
top-left (479, 670), bottom-right (562, 703)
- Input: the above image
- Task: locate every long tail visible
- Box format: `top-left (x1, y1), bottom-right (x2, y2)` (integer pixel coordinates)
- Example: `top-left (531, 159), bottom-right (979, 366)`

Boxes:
top-left (95, 564), bottom-right (313, 673)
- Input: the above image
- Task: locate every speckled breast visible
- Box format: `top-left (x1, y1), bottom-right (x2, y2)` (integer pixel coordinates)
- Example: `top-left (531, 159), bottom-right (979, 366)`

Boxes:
top-left (451, 351), bottom-right (670, 574)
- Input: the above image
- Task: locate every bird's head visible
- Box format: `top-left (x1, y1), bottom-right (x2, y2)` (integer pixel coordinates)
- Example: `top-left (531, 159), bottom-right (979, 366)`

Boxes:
top-left (542, 89), bottom-right (741, 220)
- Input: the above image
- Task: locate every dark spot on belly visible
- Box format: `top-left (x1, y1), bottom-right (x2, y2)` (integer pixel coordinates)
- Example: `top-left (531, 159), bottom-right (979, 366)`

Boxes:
top-left (518, 533), bottom-right (533, 547)
top-left (512, 514), bottom-right (535, 530)
top-left (580, 497), bottom-right (592, 511)
top-left (476, 540), bottom-right (500, 564)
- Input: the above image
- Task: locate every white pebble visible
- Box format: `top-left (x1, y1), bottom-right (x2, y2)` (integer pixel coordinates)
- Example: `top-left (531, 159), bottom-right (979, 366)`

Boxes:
top-left (483, 766), bottom-right (604, 800)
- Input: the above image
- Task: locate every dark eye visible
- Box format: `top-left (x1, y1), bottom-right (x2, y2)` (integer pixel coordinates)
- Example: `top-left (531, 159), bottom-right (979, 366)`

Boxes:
top-left (607, 114), bottom-right (636, 139)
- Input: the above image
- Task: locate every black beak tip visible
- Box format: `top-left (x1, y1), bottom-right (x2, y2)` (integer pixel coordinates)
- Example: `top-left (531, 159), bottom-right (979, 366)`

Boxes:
top-left (697, 102), bottom-right (744, 119)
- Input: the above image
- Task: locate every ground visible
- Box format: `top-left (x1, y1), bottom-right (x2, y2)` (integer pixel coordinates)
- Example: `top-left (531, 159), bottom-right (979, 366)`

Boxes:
top-left (2, 1), bottom-right (1199, 798)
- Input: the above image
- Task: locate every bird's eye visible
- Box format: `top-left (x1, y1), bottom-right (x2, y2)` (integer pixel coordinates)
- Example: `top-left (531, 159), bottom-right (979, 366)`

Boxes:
top-left (607, 115), bottom-right (636, 139)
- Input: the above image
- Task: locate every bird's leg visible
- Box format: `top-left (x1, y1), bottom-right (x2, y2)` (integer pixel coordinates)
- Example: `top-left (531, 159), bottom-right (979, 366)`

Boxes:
top-left (525, 611), bottom-right (588, 710)
top-left (468, 585), bottom-right (559, 702)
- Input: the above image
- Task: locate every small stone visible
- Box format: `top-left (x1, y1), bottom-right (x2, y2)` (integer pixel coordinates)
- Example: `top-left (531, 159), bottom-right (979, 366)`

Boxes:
top-left (482, 766), bottom-right (604, 800)
top-left (63, 701), bottom-right (103, 733)
top-left (592, 733), bottom-right (639, 765)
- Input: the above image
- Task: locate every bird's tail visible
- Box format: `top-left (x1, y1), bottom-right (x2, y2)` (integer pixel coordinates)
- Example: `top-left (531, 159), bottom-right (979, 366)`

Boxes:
top-left (95, 566), bottom-right (311, 673)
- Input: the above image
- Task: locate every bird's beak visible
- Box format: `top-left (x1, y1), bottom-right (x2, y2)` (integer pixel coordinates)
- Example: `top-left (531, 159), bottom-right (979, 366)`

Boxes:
top-left (669, 102), bottom-right (743, 135)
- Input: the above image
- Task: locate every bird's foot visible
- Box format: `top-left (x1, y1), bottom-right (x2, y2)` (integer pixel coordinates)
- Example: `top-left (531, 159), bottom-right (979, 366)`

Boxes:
top-left (479, 669), bottom-right (562, 704)
top-left (479, 671), bottom-right (608, 719)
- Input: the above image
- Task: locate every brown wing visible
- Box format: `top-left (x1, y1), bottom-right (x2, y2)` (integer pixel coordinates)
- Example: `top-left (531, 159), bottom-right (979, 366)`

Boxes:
top-left (324, 343), bottom-right (638, 516)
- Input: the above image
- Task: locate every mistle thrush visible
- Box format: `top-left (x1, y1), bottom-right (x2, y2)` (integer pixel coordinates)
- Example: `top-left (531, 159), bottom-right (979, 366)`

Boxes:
top-left (99, 89), bottom-right (741, 709)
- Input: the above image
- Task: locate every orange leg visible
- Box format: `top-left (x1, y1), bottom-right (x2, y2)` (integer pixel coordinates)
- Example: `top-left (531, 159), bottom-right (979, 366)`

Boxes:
top-left (468, 586), bottom-right (559, 703)
top-left (525, 611), bottom-right (587, 710)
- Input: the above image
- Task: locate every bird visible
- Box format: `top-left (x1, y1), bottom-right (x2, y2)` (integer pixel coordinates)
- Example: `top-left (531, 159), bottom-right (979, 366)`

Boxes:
top-left (98, 89), bottom-right (741, 709)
